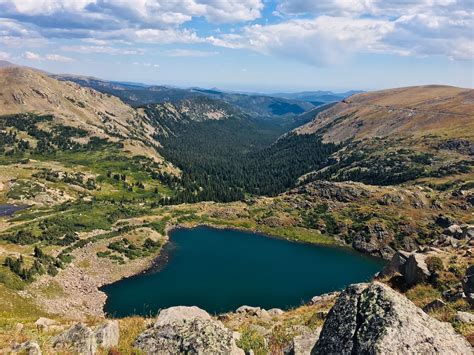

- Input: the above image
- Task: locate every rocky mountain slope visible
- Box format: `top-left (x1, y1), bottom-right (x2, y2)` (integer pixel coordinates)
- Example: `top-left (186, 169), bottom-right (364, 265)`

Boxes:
top-left (296, 85), bottom-right (473, 142)
top-left (290, 85), bottom-right (473, 186)
top-left (142, 96), bottom-right (245, 137)
top-left (0, 66), bottom-right (156, 147)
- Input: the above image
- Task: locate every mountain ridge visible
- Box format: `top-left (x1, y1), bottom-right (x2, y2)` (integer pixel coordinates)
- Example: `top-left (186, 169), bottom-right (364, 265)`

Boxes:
top-left (295, 85), bottom-right (474, 142)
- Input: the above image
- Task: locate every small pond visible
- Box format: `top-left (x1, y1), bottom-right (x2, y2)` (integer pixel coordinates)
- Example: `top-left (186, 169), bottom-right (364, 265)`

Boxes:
top-left (102, 227), bottom-right (385, 317)
top-left (0, 204), bottom-right (29, 217)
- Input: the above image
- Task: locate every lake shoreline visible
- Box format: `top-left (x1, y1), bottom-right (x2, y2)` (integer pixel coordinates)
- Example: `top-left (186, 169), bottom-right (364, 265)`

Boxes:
top-left (28, 219), bottom-right (382, 320)
top-left (102, 225), bottom-right (385, 317)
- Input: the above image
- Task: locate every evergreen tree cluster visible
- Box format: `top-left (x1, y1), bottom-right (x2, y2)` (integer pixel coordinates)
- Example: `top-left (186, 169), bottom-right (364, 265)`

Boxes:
top-left (157, 118), bottom-right (338, 203)
top-left (4, 246), bottom-right (62, 281)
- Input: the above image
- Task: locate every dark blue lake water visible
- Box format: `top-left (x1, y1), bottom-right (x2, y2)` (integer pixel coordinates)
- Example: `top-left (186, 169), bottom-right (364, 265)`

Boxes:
top-left (102, 226), bottom-right (384, 317)
top-left (0, 204), bottom-right (29, 217)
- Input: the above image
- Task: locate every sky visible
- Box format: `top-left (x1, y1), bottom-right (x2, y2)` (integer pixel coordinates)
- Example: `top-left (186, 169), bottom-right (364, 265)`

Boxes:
top-left (0, 0), bottom-right (473, 92)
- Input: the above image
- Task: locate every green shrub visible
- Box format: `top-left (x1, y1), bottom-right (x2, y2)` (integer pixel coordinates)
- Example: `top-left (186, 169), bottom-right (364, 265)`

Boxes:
top-left (426, 256), bottom-right (444, 274)
top-left (236, 327), bottom-right (267, 355)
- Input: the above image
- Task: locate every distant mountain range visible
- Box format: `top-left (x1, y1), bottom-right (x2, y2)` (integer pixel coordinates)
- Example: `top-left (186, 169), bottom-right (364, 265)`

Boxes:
top-left (270, 90), bottom-right (364, 105)
top-left (53, 74), bottom-right (355, 119)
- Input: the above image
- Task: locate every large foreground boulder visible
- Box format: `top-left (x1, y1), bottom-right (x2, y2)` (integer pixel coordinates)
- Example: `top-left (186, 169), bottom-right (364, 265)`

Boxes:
top-left (312, 282), bottom-right (471, 354)
top-left (134, 306), bottom-right (244, 354)
top-left (52, 323), bottom-right (97, 355)
top-left (95, 320), bottom-right (119, 349)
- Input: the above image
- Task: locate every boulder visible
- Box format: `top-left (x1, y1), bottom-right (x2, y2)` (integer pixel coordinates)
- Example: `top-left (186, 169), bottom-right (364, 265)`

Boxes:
top-left (236, 305), bottom-right (270, 319)
top-left (134, 306), bottom-right (244, 354)
top-left (351, 223), bottom-right (395, 259)
top-left (311, 282), bottom-right (471, 354)
top-left (404, 253), bottom-right (431, 286)
top-left (444, 224), bottom-right (463, 239)
top-left (462, 265), bottom-right (474, 305)
top-left (379, 250), bottom-right (411, 277)
top-left (155, 305), bottom-right (211, 326)
top-left (289, 328), bottom-right (321, 355)
top-left (95, 320), bottom-right (119, 349)
top-left (309, 292), bottom-right (339, 305)
top-left (422, 299), bottom-right (446, 313)
top-left (52, 323), bottom-right (97, 355)
top-left (12, 341), bottom-right (41, 355)
top-left (455, 311), bottom-right (474, 324)
top-left (267, 308), bottom-right (285, 317)
top-left (462, 224), bottom-right (474, 239)
top-left (435, 215), bottom-right (454, 228)
top-left (34, 317), bottom-right (57, 332)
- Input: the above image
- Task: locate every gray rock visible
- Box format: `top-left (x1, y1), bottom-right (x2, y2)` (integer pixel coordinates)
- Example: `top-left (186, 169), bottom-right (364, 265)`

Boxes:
top-left (462, 224), bottom-right (474, 239)
top-left (236, 305), bottom-right (270, 319)
top-left (12, 341), bottom-right (41, 355)
top-left (462, 265), bottom-right (474, 305)
top-left (34, 317), bottom-right (57, 332)
top-left (236, 305), bottom-right (260, 314)
top-left (422, 299), bottom-right (446, 313)
top-left (309, 292), bottom-right (339, 305)
top-left (290, 328), bottom-right (321, 355)
top-left (444, 224), bottom-right (463, 238)
top-left (455, 311), bottom-right (474, 324)
top-left (351, 223), bottom-right (395, 259)
top-left (435, 214), bottom-right (454, 228)
top-left (155, 306), bottom-right (211, 326)
top-left (379, 250), bottom-right (411, 277)
top-left (134, 306), bottom-right (244, 354)
top-left (95, 320), bottom-right (119, 349)
top-left (267, 308), bottom-right (285, 316)
top-left (311, 282), bottom-right (471, 354)
top-left (404, 253), bottom-right (431, 286)
top-left (52, 323), bottom-right (97, 355)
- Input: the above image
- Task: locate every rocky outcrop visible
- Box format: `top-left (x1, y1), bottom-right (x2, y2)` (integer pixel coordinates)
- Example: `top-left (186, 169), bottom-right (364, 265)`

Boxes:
top-left (12, 341), bottom-right (41, 355)
top-left (95, 320), bottom-right (119, 349)
top-left (310, 291), bottom-right (339, 305)
top-left (351, 223), bottom-right (395, 259)
top-left (444, 224), bottom-right (463, 238)
top-left (52, 323), bottom-right (97, 355)
top-left (463, 265), bottom-right (474, 305)
top-left (311, 282), bottom-right (471, 354)
top-left (422, 299), bottom-right (446, 313)
top-left (289, 328), bottom-right (321, 355)
top-left (291, 181), bottom-right (371, 203)
top-left (404, 253), bottom-right (431, 286)
top-left (236, 305), bottom-right (271, 319)
top-left (379, 250), bottom-right (411, 277)
top-left (134, 306), bottom-right (244, 354)
top-left (456, 311), bottom-right (474, 324)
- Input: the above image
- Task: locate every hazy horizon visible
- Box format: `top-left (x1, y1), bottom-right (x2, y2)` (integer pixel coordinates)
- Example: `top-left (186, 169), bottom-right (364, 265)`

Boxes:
top-left (0, 0), bottom-right (472, 91)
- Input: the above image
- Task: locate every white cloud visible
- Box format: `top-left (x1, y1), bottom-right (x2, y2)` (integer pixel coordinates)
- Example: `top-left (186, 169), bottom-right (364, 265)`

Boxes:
top-left (23, 51), bottom-right (74, 62)
top-left (0, 0), bottom-right (264, 27)
top-left (164, 49), bottom-right (219, 57)
top-left (205, 0), bottom-right (473, 65)
top-left (130, 28), bottom-right (202, 44)
top-left (45, 53), bottom-right (73, 62)
top-left (24, 51), bottom-right (42, 60)
top-left (133, 61), bottom-right (159, 68)
top-left (0, 0), bottom-right (471, 66)
top-left (209, 16), bottom-right (394, 65)
top-left (61, 45), bottom-right (144, 55)
top-left (0, 51), bottom-right (10, 60)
